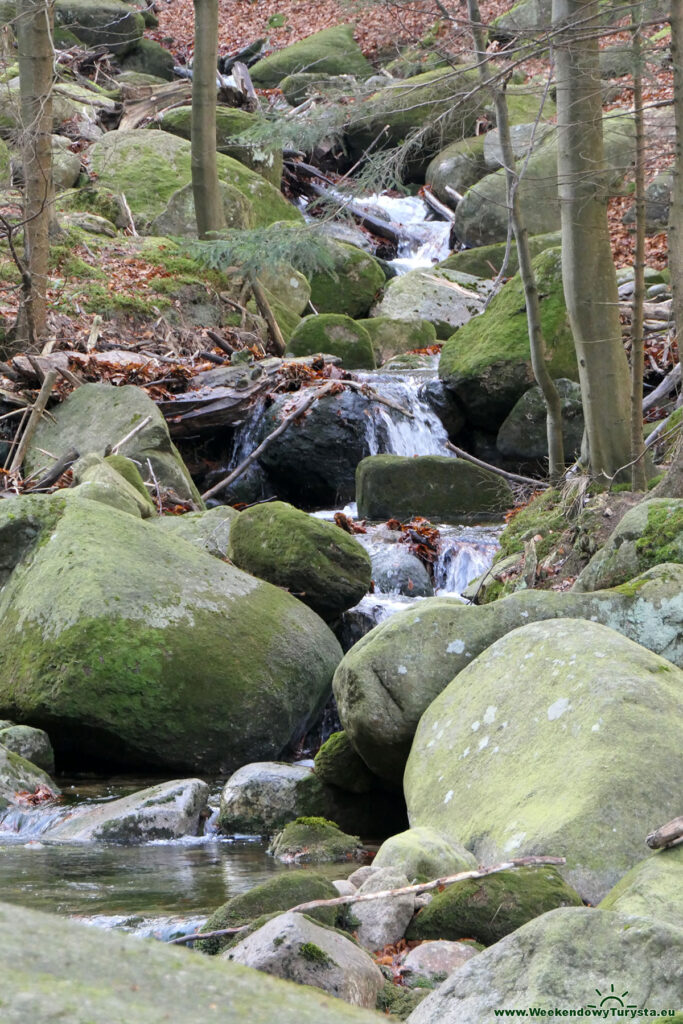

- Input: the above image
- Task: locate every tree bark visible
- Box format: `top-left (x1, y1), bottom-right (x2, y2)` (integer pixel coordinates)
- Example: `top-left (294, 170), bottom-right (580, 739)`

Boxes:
top-left (191, 0), bottom-right (225, 238)
top-left (16, 0), bottom-right (54, 348)
top-left (552, 0), bottom-right (633, 482)
top-left (669, 0), bottom-right (683, 388)
top-left (630, 8), bottom-right (647, 491)
top-left (467, 0), bottom-right (565, 482)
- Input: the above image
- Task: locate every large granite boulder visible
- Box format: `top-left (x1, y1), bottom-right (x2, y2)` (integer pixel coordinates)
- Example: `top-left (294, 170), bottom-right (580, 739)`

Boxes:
top-left (24, 383), bottom-right (200, 504)
top-left (0, 493), bottom-right (342, 772)
top-left (309, 243), bottom-right (385, 319)
top-left (250, 25), bottom-right (372, 88)
top-left (406, 908), bottom-right (682, 1024)
top-left (226, 911), bottom-right (384, 1008)
top-left (355, 455), bottom-right (513, 524)
top-left (287, 315), bottom-right (376, 370)
top-left (425, 136), bottom-right (488, 205)
top-left (44, 778), bottom-right (209, 842)
top-left (404, 619), bottom-right (683, 901)
top-left (152, 506), bottom-right (238, 558)
top-left (439, 248), bottom-right (578, 430)
top-left (371, 268), bottom-right (489, 340)
top-left (372, 826), bottom-right (476, 882)
top-left (54, 0), bottom-right (144, 53)
top-left (89, 130), bottom-right (301, 231)
top-left (496, 379), bottom-right (584, 460)
top-left (359, 317), bottom-right (437, 366)
top-left (573, 498), bottom-right (683, 592)
top-left (333, 564), bottom-right (683, 782)
top-left (151, 181), bottom-right (254, 236)
top-left (0, 900), bottom-right (383, 1023)
top-left (227, 501), bottom-right (371, 620)
top-left (598, 846), bottom-right (683, 928)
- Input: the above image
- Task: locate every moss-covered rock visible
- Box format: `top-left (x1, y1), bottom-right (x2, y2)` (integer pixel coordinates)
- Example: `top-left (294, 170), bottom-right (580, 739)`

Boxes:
top-left (404, 618), bottom-right (683, 902)
top-left (372, 827), bottom-right (477, 883)
top-left (308, 243), bottom-right (385, 319)
top-left (453, 116), bottom-right (635, 247)
top-left (197, 871), bottom-right (339, 955)
top-left (152, 506), bottom-right (238, 559)
top-left (250, 25), bottom-right (371, 88)
top-left (157, 106), bottom-right (283, 186)
top-left (24, 382), bottom-right (200, 505)
top-left (371, 267), bottom-right (488, 340)
top-left (287, 315), bottom-right (375, 369)
top-left (0, 724), bottom-right (54, 773)
top-left (425, 136), bottom-right (488, 205)
top-left (0, 494), bottom-right (342, 773)
top-left (598, 845), bottom-right (682, 927)
top-left (279, 71), bottom-right (363, 106)
top-left (70, 453), bottom-right (157, 518)
top-left (438, 231), bottom-right (561, 279)
top-left (0, 79), bottom-right (118, 135)
top-left (496, 379), bottom-right (584, 460)
top-left (355, 455), bottom-right (512, 524)
top-left (227, 501), bottom-right (371, 620)
top-left (574, 498), bottom-right (683, 592)
top-left (0, 743), bottom-right (58, 810)
top-left (269, 817), bottom-right (364, 864)
top-left (0, 900), bottom-right (383, 1023)
top-left (376, 981), bottom-right (428, 1019)
top-left (358, 317), bottom-right (436, 365)
top-left (89, 129), bottom-right (301, 231)
top-left (439, 248), bottom-right (578, 429)
top-left (54, 0), bottom-right (144, 54)
top-left (118, 38), bottom-right (175, 80)
top-left (150, 181), bottom-right (254, 236)
top-left (407, 866), bottom-right (582, 945)
top-left (314, 731), bottom-right (375, 794)
top-left (332, 564), bottom-right (683, 783)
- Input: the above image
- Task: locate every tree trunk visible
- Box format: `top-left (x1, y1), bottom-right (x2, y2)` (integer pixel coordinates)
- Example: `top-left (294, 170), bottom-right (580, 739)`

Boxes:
top-left (15, 0), bottom-right (54, 348)
top-left (191, 0), bottom-right (225, 238)
top-left (467, 0), bottom-right (565, 482)
top-left (669, 0), bottom-right (683, 389)
top-left (630, 8), bottom-right (647, 491)
top-left (552, 0), bottom-right (633, 482)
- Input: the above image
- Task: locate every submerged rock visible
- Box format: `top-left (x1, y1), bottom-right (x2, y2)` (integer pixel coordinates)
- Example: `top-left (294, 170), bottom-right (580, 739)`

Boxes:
top-left (404, 619), bottom-right (682, 902)
top-left (45, 778), bottom-right (209, 843)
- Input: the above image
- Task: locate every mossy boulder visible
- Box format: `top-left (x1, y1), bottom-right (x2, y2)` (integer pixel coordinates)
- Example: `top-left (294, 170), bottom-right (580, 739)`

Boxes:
top-left (227, 501), bottom-right (371, 621)
top-left (313, 731), bottom-right (375, 794)
top-left (0, 494), bottom-right (342, 773)
top-left (371, 267), bottom-right (488, 340)
top-left (150, 180), bottom-right (254, 236)
top-left (0, 900), bottom-right (384, 1023)
top-left (438, 231), bottom-right (561, 279)
top-left (70, 453), bottom-right (157, 519)
top-left (268, 817), bottom-right (364, 864)
top-left (157, 106), bottom-right (282, 186)
top-left (372, 827), bottom-right (477, 883)
top-left (287, 315), bottom-right (376, 370)
top-left (453, 116), bottom-right (635, 247)
top-left (439, 248), bottom-right (578, 429)
top-left (345, 68), bottom-right (485, 179)
top-left (355, 455), bottom-right (513, 524)
top-left (598, 846), bottom-right (683, 928)
top-left (152, 506), bottom-right (238, 559)
top-left (23, 382), bottom-right (200, 505)
top-left (0, 724), bottom-right (54, 773)
top-left (358, 317), bottom-right (436, 365)
top-left (279, 71), bottom-right (362, 106)
top-left (0, 743), bottom-right (58, 810)
top-left (573, 499), bottom-right (683, 592)
top-left (404, 618), bottom-right (683, 902)
top-left (54, 0), bottom-right (144, 54)
top-left (89, 129), bottom-right (301, 231)
top-left (118, 38), bottom-right (175, 80)
top-left (496, 379), bottom-right (584, 460)
top-left (332, 564), bottom-right (683, 783)
top-left (406, 866), bottom-right (582, 945)
top-left (425, 136), bottom-right (488, 205)
top-left (308, 243), bottom-right (385, 319)
top-left (250, 25), bottom-right (372, 88)
top-left (408, 907), bottom-right (682, 1024)
top-left (0, 80), bottom-right (118, 135)
top-left (197, 871), bottom-right (339, 955)
top-left (491, 0), bottom-right (552, 35)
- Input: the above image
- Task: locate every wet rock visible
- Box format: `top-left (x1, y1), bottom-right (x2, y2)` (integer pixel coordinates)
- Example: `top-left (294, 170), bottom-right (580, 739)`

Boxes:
top-left (226, 911), bottom-right (384, 1008)
top-left (405, 619), bottom-right (683, 902)
top-left (268, 817), bottom-right (365, 864)
top-left (373, 827), bottom-right (476, 883)
top-left (370, 546), bottom-right (434, 598)
top-left (0, 744), bottom-right (58, 810)
top-left (425, 136), bottom-right (488, 205)
top-left (496, 379), bottom-right (584, 460)
top-left (359, 317), bottom-right (437, 366)
top-left (418, 379), bottom-right (465, 438)
top-left (45, 778), bottom-right (209, 843)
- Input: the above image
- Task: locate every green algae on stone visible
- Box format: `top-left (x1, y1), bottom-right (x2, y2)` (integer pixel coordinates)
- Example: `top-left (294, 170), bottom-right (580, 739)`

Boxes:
top-left (313, 731), bottom-right (375, 794)
top-left (598, 845), bottom-right (683, 928)
top-left (406, 866), bottom-right (583, 945)
top-left (250, 25), bottom-right (372, 88)
top-left (286, 314), bottom-right (376, 369)
top-left (308, 243), bottom-right (385, 319)
top-left (269, 817), bottom-right (364, 864)
top-left (152, 506), bottom-right (238, 559)
top-left (227, 501), bottom-right (372, 620)
top-left (197, 871), bottom-right (339, 955)
top-left (372, 827), bottom-right (477, 883)
top-left (358, 317), bottom-right (437, 365)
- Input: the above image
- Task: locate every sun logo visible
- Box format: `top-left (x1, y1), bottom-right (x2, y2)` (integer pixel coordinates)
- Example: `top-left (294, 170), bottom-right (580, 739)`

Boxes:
top-left (587, 983), bottom-right (637, 1011)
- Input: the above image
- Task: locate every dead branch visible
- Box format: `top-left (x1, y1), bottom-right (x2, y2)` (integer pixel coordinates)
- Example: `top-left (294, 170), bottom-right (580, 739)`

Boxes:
top-left (249, 275), bottom-right (286, 356)
top-left (422, 186), bottom-right (455, 222)
top-left (9, 370), bottom-right (57, 475)
top-left (444, 440), bottom-right (546, 487)
top-left (646, 816), bottom-right (683, 850)
top-left (108, 414), bottom-right (152, 456)
top-left (642, 363), bottom-right (681, 412)
top-left (26, 446), bottom-right (79, 490)
top-left (169, 855), bottom-right (566, 946)
top-left (342, 379), bottom-right (414, 417)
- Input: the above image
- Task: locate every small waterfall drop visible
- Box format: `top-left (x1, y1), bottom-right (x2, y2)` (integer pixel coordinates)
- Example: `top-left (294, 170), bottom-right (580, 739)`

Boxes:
top-left (344, 193), bottom-right (452, 274)
top-left (357, 364), bottom-right (453, 458)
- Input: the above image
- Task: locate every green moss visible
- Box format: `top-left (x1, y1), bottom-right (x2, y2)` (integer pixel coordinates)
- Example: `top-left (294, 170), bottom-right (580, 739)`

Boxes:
top-left (103, 456), bottom-right (154, 506)
top-left (76, 283), bottom-right (171, 317)
top-left (299, 941), bottom-right (335, 967)
top-left (496, 488), bottom-right (566, 562)
top-left (308, 244), bottom-right (385, 319)
top-left (376, 980), bottom-right (428, 1019)
top-left (268, 817), bottom-right (363, 864)
top-left (313, 731), bottom-right (374, 794)
top-left (635, 503), bottom-right (683, 571)
top-left (439, 231), bottom-right (561, 279)
top-left (286, 314), bottom-right (375, 370)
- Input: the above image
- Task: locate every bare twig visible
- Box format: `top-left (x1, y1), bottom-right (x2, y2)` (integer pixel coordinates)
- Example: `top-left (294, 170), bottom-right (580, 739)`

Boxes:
top-left (109, 414), bottom-right (152, 455)
top-left (9, 370), bottom-right (57, 475)
top-left (26, 446), bottom-right (78, 490)
top-left (646, 816), bottom-right (683, 850)
top-left (445, 440), bottom-right (546, 487)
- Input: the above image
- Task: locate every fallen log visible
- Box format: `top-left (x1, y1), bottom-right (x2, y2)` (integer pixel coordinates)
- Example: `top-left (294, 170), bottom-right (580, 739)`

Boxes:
top-left (422, 186), bottom-right (455, 222)
top-left (646, 816), bottom-right (683, 849)
top-left (642, 362), bottom-right (682, 412)
top-left (169, 855), bottom-right (566, 946)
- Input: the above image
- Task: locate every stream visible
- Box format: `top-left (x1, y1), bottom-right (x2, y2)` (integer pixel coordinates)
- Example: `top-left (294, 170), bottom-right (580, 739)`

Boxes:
top-left (1, 193), bottom-right (500, 941)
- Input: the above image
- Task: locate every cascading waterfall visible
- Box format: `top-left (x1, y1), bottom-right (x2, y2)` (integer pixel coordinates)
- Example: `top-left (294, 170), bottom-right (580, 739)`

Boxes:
top-left (359, 363), bottom-right (453, 458)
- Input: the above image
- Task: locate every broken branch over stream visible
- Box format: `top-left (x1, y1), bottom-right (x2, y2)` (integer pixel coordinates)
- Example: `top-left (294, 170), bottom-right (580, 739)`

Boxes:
top-left (168, 855), bottom-right (566, 946)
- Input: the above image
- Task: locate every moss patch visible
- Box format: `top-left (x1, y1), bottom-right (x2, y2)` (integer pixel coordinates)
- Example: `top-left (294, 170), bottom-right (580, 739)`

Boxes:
top-left (268, 817), bottom-right (364, 864)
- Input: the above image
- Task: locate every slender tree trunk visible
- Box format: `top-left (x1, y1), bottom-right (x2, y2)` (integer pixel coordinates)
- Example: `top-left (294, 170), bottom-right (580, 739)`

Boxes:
top-left (16, 0), bottom-right (54, 347)
top-left (467, 0), bottom-right (565, 482)
top-left (630, 9), bottom-right (647, 491)
top-left (191, 0), bottom-right (225, 238)
top-left (552, 0), bottom-right (633, 482)
top-left (669, 0), bottom-right (683, 390)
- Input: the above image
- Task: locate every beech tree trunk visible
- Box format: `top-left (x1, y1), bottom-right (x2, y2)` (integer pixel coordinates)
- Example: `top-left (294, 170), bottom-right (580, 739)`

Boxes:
top-left (630, 9), bottom-right (647, 491)
top-left (191, 0), bottom-right (225, 238)
top-left (669, 0), bottom-right (683, 389)
top-left (552, 0), bottom-right (633, 482)
top-left (16, 0), bottom-right (54, 347)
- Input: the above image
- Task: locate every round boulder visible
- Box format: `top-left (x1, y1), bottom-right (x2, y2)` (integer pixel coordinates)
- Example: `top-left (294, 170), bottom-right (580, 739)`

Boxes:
top-left (286, 315), bottom-right (376, 370)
